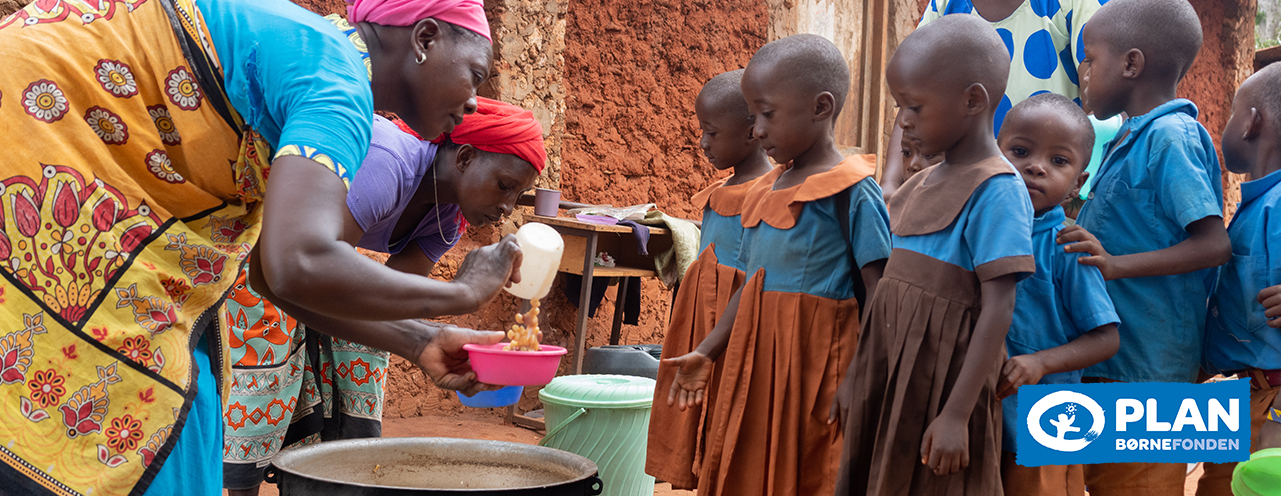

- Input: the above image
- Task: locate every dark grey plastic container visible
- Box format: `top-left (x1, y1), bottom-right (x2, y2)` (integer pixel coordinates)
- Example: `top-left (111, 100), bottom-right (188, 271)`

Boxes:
top-left (582, 345), bottom-right (662, 379)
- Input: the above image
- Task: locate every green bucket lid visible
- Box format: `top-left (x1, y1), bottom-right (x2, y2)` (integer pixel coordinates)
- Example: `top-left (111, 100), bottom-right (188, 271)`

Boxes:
top-left (1233, 447), bottom-right (1281, 496)
top-left (539, 374), bottom-right (656, 409)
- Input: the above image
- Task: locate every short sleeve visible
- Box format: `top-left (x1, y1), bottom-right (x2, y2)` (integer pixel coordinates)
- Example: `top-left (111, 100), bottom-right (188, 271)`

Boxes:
top-left (964, 174), bottom-right (1036, 281)
top-left (849, 177), bottom-right (892, 268)
top-left (415, 229), bottom-right (461, 263)
top-left (1151, 139), bottom-right (1223, 229)
top-left (1267, 203), bottom-right (1281, 288)
top-left (345, 142), bottom-right (411, 233)
top-left (1057, 248), bottom-right (1120, 333)
top-left (919, 0), bottom-right (942, 25)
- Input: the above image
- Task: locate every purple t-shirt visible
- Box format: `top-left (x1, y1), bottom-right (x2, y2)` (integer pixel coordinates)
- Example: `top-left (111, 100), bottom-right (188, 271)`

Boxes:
top-left (346, 115), bottom-right (462, 262)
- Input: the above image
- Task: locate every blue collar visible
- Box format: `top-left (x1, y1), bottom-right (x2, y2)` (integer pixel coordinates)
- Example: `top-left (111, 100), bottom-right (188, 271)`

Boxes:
top-left (1115, 99), bottom-right (1198, 143)
top-left (1033, 205), bottom-right (1067, 234)
top-left (1241, 168), bottom-right (1281, 205)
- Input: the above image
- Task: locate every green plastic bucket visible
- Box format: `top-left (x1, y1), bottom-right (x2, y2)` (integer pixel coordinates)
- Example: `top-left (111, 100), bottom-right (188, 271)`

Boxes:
top-left (1232, 447), bottom-right (1281, 496)
top-left (539, 374), bottom-right (656, 496)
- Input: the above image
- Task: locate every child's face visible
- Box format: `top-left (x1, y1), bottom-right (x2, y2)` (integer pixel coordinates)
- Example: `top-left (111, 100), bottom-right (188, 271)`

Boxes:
top-left (1080, 23), bottom-right (1126, 120)
top-left (886, 56), bottom-right (967, 157)
top-left (1220, 76), bottom-right (1260, 175)
top-left (999, 106), bottom-right (1090, 215)
top-left (695, 96), bottom-right (756, 171)
top-left (740, 65), bottom-right (821, 165)
top-left (900, 137), bottom-right (944, 181)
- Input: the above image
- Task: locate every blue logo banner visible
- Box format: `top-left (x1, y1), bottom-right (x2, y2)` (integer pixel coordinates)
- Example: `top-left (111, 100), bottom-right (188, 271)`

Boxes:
top-left (1015, 381), bottom-right (1250, 466)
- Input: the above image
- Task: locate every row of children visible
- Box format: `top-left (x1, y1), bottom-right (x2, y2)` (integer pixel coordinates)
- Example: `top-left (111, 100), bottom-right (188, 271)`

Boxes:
top-left (644, 0), bottom-right (1281, 495)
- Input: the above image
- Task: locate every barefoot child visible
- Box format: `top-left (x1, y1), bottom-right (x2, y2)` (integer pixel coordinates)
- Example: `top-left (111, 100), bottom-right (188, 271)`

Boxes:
top-left (1058, 1), bottom-right (1231, 493)
top-left (646, 69), bottom-right (773, 490)
top-left (1197, 64), bottom-right (1281, 493)
top-left (666, 34), bottom-right (891, 496)
top-left (994, 93), bottom-right (1120, 496)
top-left (837, 14), bottom-right (1034, 495)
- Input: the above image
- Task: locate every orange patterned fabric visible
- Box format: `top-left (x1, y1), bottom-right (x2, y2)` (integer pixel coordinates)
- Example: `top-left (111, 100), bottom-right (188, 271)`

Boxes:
top-left (0, 0), bottom-right (271, 493)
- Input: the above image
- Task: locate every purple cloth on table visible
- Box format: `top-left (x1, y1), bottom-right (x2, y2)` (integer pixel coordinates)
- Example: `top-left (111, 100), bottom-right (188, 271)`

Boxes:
top-left (617, 219), bottom-right (649, 256)
top-left (346, 115), bottom-right (462, 262)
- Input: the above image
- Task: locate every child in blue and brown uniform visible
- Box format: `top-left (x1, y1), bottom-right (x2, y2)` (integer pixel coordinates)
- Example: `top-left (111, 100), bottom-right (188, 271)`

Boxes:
top-left (994, 93), bottom-right (1120, 496)
top-left (646, 69), bottom-right (772, 490)
top-left (837, 14), bottom-right (1035, 495)
top-left (665, 34), bottom-right (891, 496)
top-left (1197, 63), bottom-right (1281, 495)
top-left (1055, 1), bottom-right (1232, 494)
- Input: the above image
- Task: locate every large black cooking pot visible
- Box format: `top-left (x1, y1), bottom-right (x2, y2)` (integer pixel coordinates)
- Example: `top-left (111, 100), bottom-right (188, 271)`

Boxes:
top-left (266, 437), bottom-right (603, 496)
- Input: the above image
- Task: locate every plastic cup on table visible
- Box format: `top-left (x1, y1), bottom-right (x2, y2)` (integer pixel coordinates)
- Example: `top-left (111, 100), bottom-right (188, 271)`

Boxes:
top-left (534, 188), bottom-right (561, 217)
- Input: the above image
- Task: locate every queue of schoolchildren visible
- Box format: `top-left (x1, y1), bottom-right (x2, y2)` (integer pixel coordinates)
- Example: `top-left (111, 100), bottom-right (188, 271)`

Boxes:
top-left (645, 0), bottom-right (1281, 495)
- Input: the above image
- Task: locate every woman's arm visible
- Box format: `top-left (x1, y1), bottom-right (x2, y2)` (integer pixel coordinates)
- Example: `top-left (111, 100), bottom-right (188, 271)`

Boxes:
top-left (255, 156), bottom-right (521, 321)
top-left (920, 272), bottom-right (1018, 475)
top-left (385, 245), bottom-right (437, 278)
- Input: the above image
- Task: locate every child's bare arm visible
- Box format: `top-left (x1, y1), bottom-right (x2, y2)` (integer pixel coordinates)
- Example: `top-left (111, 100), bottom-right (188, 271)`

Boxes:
top-left (921, 273), bottom-right (1018, 476)
top-left (1261, 285), bottom-right (1281, 329)
top-left (1056, 216), bottom-right (1231, 280)
top-left (997, 324), bottom-right (1119, 400)
top-left (664, 285), bottom-right (745, 410)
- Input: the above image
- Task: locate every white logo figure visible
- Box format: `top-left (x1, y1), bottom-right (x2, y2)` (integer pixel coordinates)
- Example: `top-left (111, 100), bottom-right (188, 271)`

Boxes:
top-left (1027, 391), bottom-right (1105, 452)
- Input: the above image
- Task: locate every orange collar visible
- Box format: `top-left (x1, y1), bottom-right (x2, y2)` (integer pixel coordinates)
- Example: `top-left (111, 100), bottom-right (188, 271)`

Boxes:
top-left (740, 154), bottom-right (878, 230)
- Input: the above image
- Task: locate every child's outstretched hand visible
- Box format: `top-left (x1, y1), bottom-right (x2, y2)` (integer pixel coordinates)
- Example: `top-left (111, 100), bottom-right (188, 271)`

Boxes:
top-left (921, 415), bottom-right (969, 476)
top-left (1260, 285), bottom-right (1281, 328)
top-left (1057, 225), bottom-right (1117, 280)
top-left (665, 351), bottom-right (714, 411)
top-left (996, 355), bottom-right (1045, 400)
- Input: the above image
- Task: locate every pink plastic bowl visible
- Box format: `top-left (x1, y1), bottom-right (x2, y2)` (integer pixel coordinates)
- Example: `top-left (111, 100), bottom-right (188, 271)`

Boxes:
top-left (464, 343), bottom-right (568, 386)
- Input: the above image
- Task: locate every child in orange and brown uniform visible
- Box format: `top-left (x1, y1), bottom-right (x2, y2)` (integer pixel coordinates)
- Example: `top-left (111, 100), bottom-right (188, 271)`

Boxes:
top-left (666, 34), bottom-right (891, 496)
top-left (837, 14), bottom-right (1034, 495)
top-left (1056, 0), bottom-right (1232, 494)
top-left (646, 69), bottom-right (772, 490)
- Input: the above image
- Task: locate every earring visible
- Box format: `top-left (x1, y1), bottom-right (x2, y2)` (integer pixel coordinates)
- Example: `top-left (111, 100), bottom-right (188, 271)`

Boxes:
top-left (415, 52), bottom-right (426, 65)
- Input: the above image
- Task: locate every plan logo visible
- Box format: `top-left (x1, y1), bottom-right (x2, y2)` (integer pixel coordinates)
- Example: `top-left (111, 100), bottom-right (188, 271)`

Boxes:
top-left (1015, 381), bottom-right (1250, 467)
top-left (1026, 391), bottom-right (1105, 452)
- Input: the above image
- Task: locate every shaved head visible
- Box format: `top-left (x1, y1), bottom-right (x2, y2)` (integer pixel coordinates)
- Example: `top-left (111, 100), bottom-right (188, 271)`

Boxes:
top-left (1001, 92), bottom-right (1095, 166)
top-left (697, 69), bottom-right (751, 122)
top-left (745, 34), bottom-right (850, 118)
top-left (1088, 0), bottom-right (1202, 81)
top-left (892, 14), bottom-right (1010, 102)
top-left (1247, 63), bottom-right (1281, 133)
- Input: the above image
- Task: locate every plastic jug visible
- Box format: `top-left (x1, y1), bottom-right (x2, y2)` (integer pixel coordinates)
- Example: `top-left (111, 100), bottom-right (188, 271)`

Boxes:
top-left (504, 223), bottom-right (564, 300)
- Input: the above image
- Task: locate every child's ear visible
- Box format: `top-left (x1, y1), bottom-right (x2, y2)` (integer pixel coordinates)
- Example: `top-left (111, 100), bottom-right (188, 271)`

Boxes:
top-left (1244, 107), bottom-right (1264, 142)
top-left (963, 83), bottom-right (989, 116)
top-left (814, 92), bottom-right (836, 121)
top-left (1073, 170), bottom-right (1090, 196)
top-left (1122, 48), bottom-right (1144, 79)
top-left (455, 144), bottom-right (477, 173)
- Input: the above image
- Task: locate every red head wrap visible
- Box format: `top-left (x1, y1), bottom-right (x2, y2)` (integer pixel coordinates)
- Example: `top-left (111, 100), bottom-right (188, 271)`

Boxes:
top-left (424, 97), bottom-right (547, 173)
top-left (346, 0), bottom-right (491, 42)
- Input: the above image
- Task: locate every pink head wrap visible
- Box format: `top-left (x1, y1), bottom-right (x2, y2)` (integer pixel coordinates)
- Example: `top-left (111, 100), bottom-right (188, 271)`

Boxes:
top-left (346, 0), bottom-right (491, 42)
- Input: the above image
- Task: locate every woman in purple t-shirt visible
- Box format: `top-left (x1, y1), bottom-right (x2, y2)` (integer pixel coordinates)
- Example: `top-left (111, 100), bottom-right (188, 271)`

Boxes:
top-left (222, 98), bottom-right (546, 493)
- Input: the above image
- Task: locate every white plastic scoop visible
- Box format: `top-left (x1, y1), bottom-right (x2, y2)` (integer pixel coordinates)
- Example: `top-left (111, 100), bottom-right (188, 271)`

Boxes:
top-left (504, 223), bottom-right (564, 300)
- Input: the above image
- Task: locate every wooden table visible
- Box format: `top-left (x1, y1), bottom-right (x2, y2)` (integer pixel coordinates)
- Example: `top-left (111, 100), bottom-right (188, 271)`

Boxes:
top-left (525, 214), bottom-right (672, 374)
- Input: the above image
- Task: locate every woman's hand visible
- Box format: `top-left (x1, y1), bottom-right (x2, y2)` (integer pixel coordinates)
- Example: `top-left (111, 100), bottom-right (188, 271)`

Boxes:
top-left (997, 355), bottom-right (1046, 400)
top-left (1260, 285), bottom-right (1281, 329)
top-left (920, 413), bottom-right (969, 476)
top-left (454, 235), bottom-right (523, 311)
top-left (1057, 225), bottom-right (1118, 279)
top-left (664, 351), bottom-right (714, 411)
top-left (414, 322), bottom-right (505, 396)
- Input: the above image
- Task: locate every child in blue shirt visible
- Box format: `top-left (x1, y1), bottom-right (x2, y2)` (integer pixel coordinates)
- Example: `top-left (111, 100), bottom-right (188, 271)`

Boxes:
top-left (1197, 63), bottom-right (1281, 495)
top-left (838, 14), bottom-right (1034, 495)
top-left (994, 93), bottom-right (1120, 496)
top-left (1056, 0), bottom-right (1232, 494)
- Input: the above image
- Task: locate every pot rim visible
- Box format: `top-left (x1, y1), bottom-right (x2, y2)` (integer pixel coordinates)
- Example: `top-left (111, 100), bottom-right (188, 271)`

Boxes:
top-left (269, 437), bottom-right (600, 492)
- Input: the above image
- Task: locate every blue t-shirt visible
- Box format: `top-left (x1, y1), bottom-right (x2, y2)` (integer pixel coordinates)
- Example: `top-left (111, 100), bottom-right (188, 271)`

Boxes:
top-left (892, 169), bottom-right (1036, 282)
top-left (737, 177), bottom-right (891, 299)
top-left (1203, 169), bottom-right (1281, 374)
top-left (202, 0), bottom-right (373, 183)
top-left (346, 116), bottom-right (462, 262)
top-left (1002, 206), bottom-right (1119, 452)
top-left (1076, 99), bottom-right (1223, 383)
